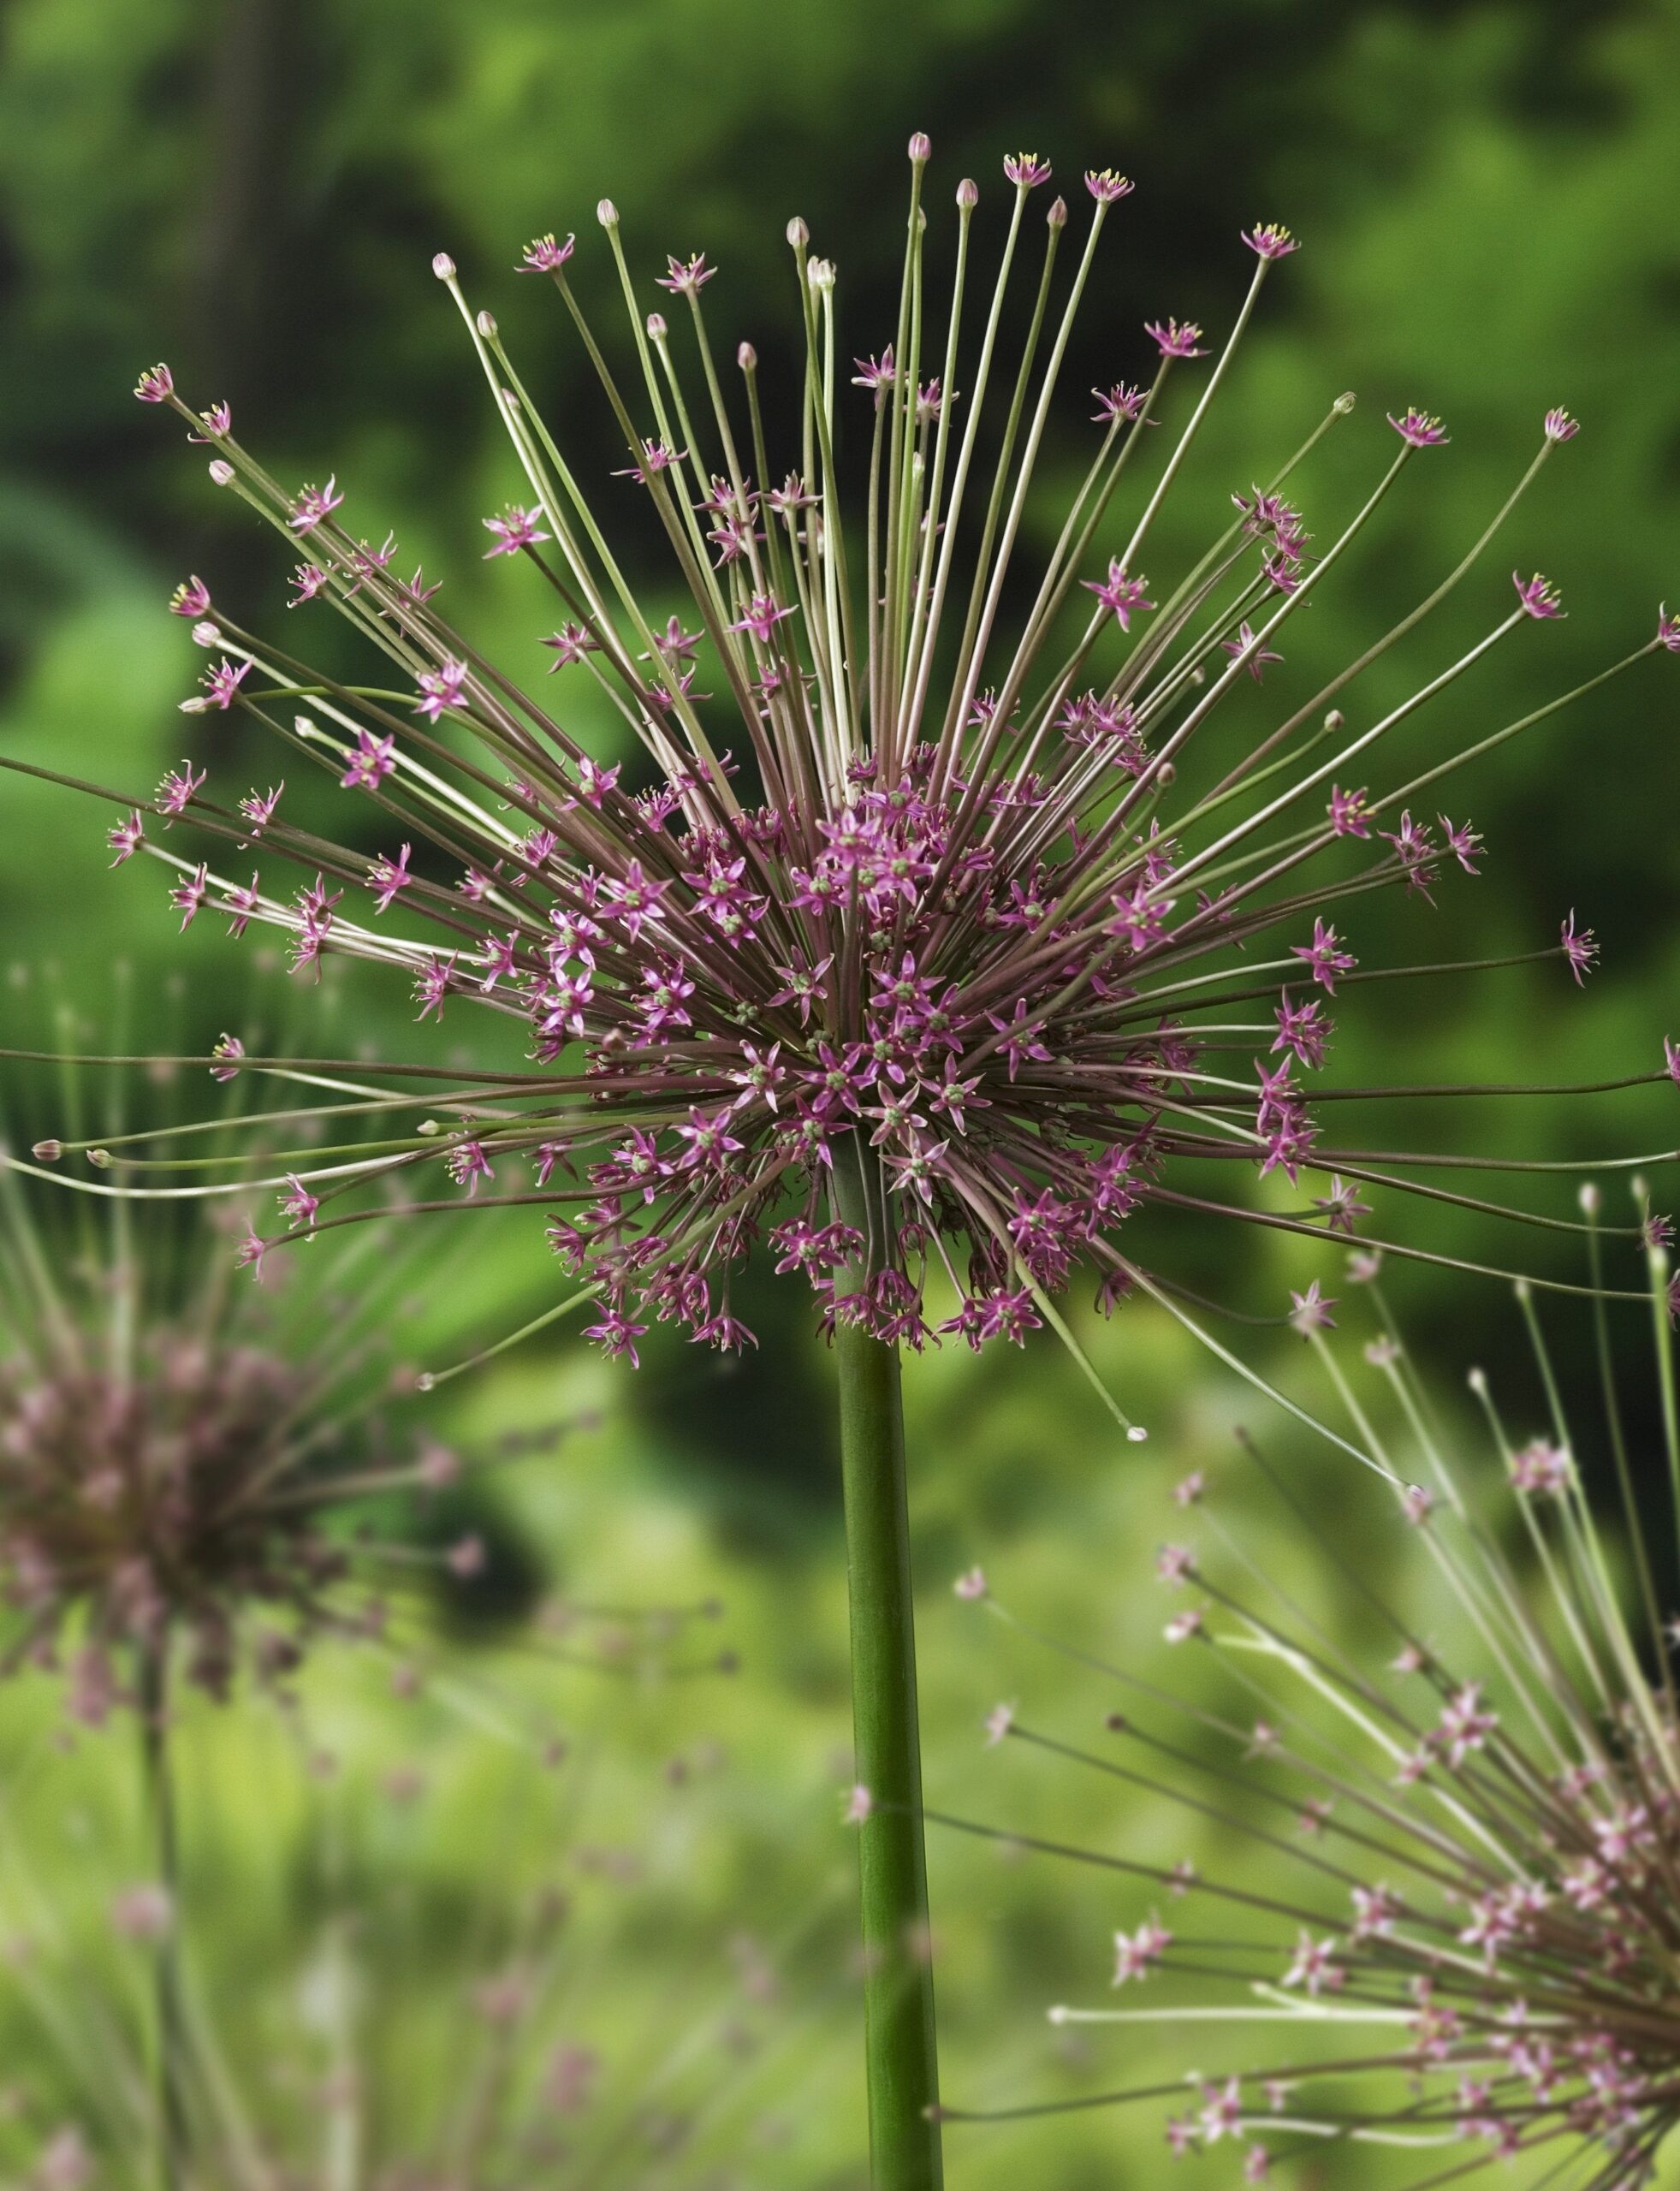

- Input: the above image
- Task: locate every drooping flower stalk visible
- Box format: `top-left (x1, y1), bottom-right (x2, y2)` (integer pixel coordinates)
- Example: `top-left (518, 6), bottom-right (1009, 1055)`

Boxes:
top-left (942, 1193), bottom-right (1680, 2186)
top-left (12, 135), bottom-right (1679, 2187)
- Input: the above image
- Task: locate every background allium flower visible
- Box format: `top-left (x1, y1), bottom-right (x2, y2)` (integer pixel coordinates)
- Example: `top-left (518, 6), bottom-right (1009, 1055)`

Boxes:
top-left (945, 1197), bottom-right (1680, 2185)
top-left (0, 989), bottom-right (607, 1717)
top-left (16, 133), bottom-right (1677, 2188)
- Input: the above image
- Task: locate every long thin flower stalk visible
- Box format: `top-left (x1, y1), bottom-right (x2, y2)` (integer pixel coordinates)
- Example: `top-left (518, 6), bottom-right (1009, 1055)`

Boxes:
top-left (10, 134), bottom-right (1679, 2188)
top-left (137, 1644), bottom-right (188, 2191)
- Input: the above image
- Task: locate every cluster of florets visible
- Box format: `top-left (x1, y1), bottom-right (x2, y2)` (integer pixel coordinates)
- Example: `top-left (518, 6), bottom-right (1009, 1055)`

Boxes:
top-left (962, 1232), bottom-right (1680, 2180)
top-left (98, 138), bottom-right (1672, 1377)
top-left (0, 1337), bottom-right (348, 1707)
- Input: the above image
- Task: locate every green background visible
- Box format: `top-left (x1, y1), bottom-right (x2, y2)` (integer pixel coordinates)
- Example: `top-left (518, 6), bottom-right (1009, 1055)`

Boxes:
top-left (0, 1), bottom-right (1677, 2182)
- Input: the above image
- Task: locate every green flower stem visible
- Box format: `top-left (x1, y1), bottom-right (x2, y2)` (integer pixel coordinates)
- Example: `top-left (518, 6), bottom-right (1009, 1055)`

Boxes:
top-left (138, 1645), bottom-right (189, 2191)
top-left (833, 1147), bottom-right (943, 2189)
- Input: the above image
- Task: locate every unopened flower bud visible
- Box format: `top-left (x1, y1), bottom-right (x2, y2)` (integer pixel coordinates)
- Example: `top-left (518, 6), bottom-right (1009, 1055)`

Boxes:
top-left (31, 1140), bottom-right (61, 1163)
top-left (1333, 390), bottom-right (1356, 413)
top-left (786, 216), bottom-right (808, 249)
top-left (87, 1149), bottom-right (112, 1169)
top-left (208, 460), bottom-right (234, 486)
top-left (431, 252), bottom-right (456, 281)
top-left (957, 178), bottom-right (978, 211)
top-left (1324, 709), bottom-right (1344, 731)
top-left (191, 620), bottom-right (218, 648)
top-left (737, 341), bottom-right (757, 372)
top-left (596, 198), bottom-right (618, 228)
top-left (908, 131), bottom-right (930, 164)
top-left (646, 312), bottom-right (667, 339)
top-left (1047, 196), bottom-right (1068, 229)
top-left (476, 309), bottom-right (497, 338)
top-left (1579, 1181), bottom-right (1601, 1214)
top-left (807, 257), bottom-right (836, 293)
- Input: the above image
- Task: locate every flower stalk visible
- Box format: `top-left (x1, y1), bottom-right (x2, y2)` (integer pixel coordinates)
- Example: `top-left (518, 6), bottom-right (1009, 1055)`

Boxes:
top-left (138, 1644), bottom-right (189, 2191)
top-left (834, 1141), bottom-right (943, 2187)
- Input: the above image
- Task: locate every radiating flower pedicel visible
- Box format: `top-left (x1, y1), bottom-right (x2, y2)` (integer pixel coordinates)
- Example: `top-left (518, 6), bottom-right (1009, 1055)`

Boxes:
top-left (947, 1205), bottom-right (1680, 2186)
top-left (14, 138), bottom-right (1670, 1398)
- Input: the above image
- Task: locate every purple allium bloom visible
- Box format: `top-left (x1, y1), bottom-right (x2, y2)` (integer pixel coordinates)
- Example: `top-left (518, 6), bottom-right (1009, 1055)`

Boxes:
top-left (1220, 621), bottom-right (1282, 680)
top-left (413, 657), bottom-right (468, 721)
top-left (656, 252), bottom-right (716, 294)
top-left (483, 505), bottom-right (551, 558)
top-left (1084, 169), bottom-right (1135, 204)
top-left (1003, 152), bottom-right (1052, 187)
top-left (1658, 606), bottom-right (1680, 652)
top-left (1292, 918), bottom-right (1356, 995)
top-left (238, 783), bottom-right (283, 837)
top-left (1387, 407), bottom-right (1449, 447)
top-left (1327, 784), bottom-right (1370, 838)
top-left (613, 438), bottom-right (685, 484)
top-left (223, 873), bottom-right (260, 938)
top-left (1144, 318), bottom-right (1207, 359)
top-left (341, 727), bottom-right (396, 790)
top-left (188, 401), bottom-right (232, 442)
top-left (198, 657), bottom-right (250, 710)
top-left (1440, 815), bottom-right (1483, 874)
top-left (1090, 383), bottom-right (1146, 426)
top-left (107, 810), bottom-right (145, 865)
top-left (156, 759), bottom-right (205, 817)
top-left (134, 362), bottom-right (173, 403)
top-left (87, 147), bottom-right (1675, 1380)
top-left (1512, 569), bottom-right (1564, 619)
top-left (1562, 910), bottom-right (1598, 984)
top-left (288, 563), bottom-right (329, 608)
top-left (1241, 223), bottom-right (1299, 259)
top-left (519, 232), bottom-right (575, 274)
top-left (727, 592), bottom-right (796, 644)
top-left (1544, 406), bottom-right (1580, 442)
top-left (1666, 1036), bottom-right (1680, 1086)
top-left (289, 478), bottom-right (344, 531)
top-left (169, 862), bottom-right (209, 929)
top-left (371, 842), bottom-right (414, 912)
top-left (1083, 560), bottom-right (1155, 629)
top-left (169, 576), bottom-right (211, 619)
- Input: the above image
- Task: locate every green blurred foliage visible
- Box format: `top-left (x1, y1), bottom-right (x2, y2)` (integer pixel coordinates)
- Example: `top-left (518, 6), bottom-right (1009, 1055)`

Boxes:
top-left (2, 0), bottom-right (1679, 2182)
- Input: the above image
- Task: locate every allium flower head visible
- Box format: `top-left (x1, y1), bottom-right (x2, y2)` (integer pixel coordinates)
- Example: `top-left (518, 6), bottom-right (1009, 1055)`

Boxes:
top-left (1241, 223), bottom-right (1299, 259)
top-left (948, 1214), bottom-right (1680, 2183)
top-left (1388, 407), bottom-right (1450, 447)
top-left (0, 981), bottom-right (601, 1714)
top-left (42, 138), bottom-right (1675, 1406)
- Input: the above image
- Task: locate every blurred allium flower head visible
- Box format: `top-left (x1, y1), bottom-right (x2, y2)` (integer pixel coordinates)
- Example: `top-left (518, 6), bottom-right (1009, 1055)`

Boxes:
top-left (0, 977), bottom-right (599, 1713)
top-left (949, 1195), bottom-right (1680, 2183)
top-left (45, 138), bottom-right (1675, 1399)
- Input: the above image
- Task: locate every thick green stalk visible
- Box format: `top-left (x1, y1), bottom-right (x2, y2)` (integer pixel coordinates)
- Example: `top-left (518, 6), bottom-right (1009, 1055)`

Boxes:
top-left (833, 1148), bottom-right (943, 2189)
top-left (139, 1644), bottom-right (189, 2191)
